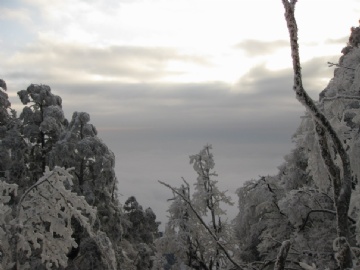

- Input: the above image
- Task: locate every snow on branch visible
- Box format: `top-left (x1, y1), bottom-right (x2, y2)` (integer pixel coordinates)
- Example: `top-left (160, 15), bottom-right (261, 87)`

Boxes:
top-left (299, 209), bottom-right (356, 231)
top-left (274, 240), bottom-right (291, 270)
top-left (158, 180), bottom-right (244, 270)
top-left (327, 62), bottom-right (356, 70)
top-left (1, 166), bottom-right (97, 269)
top-left (299, 261), bottom-right (318, 270)
top-left (281, 0), bottom-right (353, 267)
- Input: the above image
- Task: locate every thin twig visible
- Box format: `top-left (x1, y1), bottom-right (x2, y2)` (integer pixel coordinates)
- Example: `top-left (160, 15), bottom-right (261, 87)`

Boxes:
top-left (327, 62), bottom-right (355, 70)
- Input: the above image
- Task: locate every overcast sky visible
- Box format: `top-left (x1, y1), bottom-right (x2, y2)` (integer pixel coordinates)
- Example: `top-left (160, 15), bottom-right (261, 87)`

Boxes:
top-left (1, 0), bottom-right (359, 228)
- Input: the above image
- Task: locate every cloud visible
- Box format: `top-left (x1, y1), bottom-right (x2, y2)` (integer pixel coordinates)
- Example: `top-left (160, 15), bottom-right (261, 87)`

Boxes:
top-left (326, 36), bottom-right (349, 45)
top-left (37, 78), bottom-right (304, 150)
top-left (7, 52), bottom-right (335, 146)
top-left (0, 7), bottom-right (32, 25)
top-left (235, 39), bottom-right (289, 57)
top-left (4, 39), bottom-right (210, 84)
top-left (0, 6), bottom-right (35, 42)
top-left (235, 54), bottom-right (338, 99)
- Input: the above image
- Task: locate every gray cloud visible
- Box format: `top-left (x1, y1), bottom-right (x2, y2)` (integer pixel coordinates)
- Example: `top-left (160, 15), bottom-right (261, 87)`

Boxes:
top-left (4, 41), bottom-right (210, 84)
top-left (0, 7), bottom-right (32, 25)
top-left (45, 80), bottom-right (302, 139)
top-left (236, 55), bottom-right (338, 99)
top-left (326, 36), bottom-right (348, 45)
top-left (235, 39), bottom-right (289, 57)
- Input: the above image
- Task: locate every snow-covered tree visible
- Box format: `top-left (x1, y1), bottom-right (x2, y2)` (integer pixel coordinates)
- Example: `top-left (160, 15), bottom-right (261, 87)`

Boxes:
top-left (48, 111), bottom-right (125, 268)
top-left (0, 79), bottom-right (12, 179)
top-left (0, 79), bottom-right (10, 126)
top-left (154, 181), bottom-right (202, 270)
top-left (234, 175), bottom-right (295, 269)
top-left (0, 80), bottom-right (165, 269)
top-left (0, 166), bottom-right (119, 270)
top-left (17, 84), bottom-right (67, 183)
top-left (233, 3), bottom-right (360, 269)
top-left (157, 145), bottom-right (238, 270)
top-left (49, 111), bottom-right (116, 205)
top-left (122, 196), bottom-right (159, 270)
top-left (234, 151), bottom-right (345, 268)
top-left (281, 1), bottom-right (356, 267)
top-left (0, 80), bottom-right (28, 188)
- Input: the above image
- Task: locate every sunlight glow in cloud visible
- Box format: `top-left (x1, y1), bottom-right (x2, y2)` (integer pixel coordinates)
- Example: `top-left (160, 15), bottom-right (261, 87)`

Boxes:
top-left (2, 0), bottom-right (359, 87)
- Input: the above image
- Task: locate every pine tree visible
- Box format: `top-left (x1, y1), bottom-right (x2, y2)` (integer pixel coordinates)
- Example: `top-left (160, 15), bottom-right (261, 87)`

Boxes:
top-left (18, 84), bottom-right (67, 183)
top-left (122, 196), bottom-right (159, 270)
top-left (0, 80), bottom-right (29, 189)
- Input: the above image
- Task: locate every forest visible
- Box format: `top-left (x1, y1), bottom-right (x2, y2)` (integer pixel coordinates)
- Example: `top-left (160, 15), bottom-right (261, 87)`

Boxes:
top-left (1, 1), bottom-right (360, 269)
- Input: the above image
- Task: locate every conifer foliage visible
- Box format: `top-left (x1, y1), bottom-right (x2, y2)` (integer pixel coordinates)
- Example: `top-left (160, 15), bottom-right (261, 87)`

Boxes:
top-left (0, 81), bottom-right (159, 269)
top-left (18, 84), bottom-right (67, 183)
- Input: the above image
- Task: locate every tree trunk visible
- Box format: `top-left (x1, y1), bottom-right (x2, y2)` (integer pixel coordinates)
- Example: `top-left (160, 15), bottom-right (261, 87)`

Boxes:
top-left (281, 1), bottom-right (353, 268)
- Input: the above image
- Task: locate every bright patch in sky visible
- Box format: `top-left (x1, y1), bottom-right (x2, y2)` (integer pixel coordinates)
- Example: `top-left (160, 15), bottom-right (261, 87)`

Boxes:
top-left (2, 0), bottom-right (359, 86)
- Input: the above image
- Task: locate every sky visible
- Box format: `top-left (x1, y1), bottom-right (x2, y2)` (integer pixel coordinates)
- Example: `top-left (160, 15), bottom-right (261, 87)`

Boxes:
top-left (1, 0), bottom-right (359, 229)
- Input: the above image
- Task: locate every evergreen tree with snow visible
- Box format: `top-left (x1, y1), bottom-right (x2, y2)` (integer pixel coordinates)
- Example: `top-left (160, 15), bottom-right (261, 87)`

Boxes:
top-left (122, 196), bottom-right (159, 269)
top-left (0, 80), bottom-right (160, 269)
top-left (17, 84), bottom-right (67, 183)
top-left (157, 145), bottom-right (236, 270)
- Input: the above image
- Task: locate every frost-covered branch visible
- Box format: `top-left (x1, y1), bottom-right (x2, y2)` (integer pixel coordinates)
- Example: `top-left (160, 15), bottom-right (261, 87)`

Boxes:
top-left (299, 262), bottom-right (318, 270)
top-left (322, 95), bottom-right (360, 101)
top-left (281, 1), bottom-right (353, 267)
top-left (17, 168), bottom-right (59, 216)
top-left (158, 180), bottom-right (244, 270)
top-left (13, 167), bottom-right (98, 269)
top-left (327, 62), bottom-right (355, 70)
top-left (333, 237), bottom-right (352, 269)
top-left (261, 177), bottom-right (287, 218)
top-left (274, 240), bottom-right (291, 270)
top-left (281, 1), bottom-right (351, 178)
top-left (299, 209), bottom-right (356, 231)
